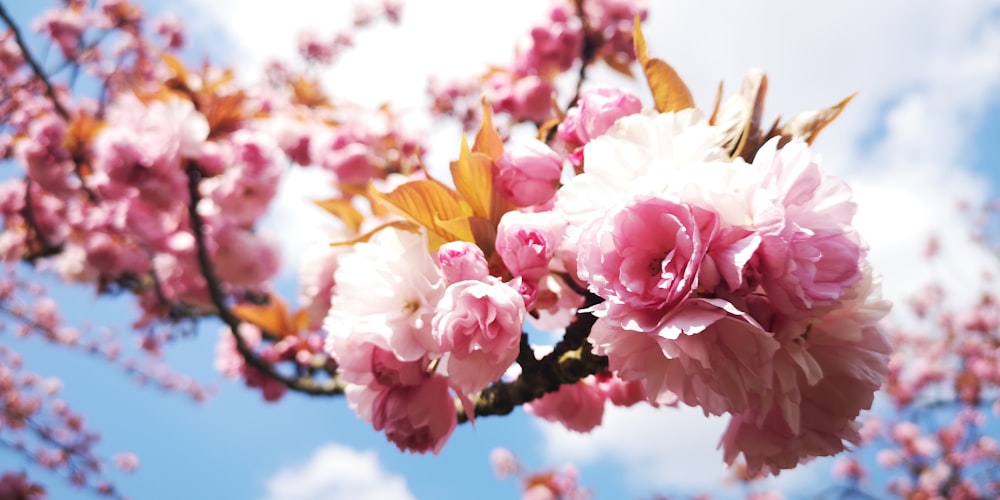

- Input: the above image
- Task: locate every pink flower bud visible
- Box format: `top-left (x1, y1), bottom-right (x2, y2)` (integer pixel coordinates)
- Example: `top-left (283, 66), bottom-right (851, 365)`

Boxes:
top-left (437, 241), bottom-right (489, 284)
top-left (496, 210), bottom-right (565, 280)
top-left (558, 86), bottom-right (642, 151)
top-left (496, 139), bottom-right (563, 207)
top-left (511, 76), bottom-right (555, 124)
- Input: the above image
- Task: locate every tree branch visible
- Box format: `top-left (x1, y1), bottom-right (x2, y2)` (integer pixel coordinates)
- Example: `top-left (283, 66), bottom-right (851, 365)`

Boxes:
top-left (459, 293), bottom-right (606, 422)
top-left (185, 164), bottom-right (344, 396)
top-left (0, 2), bottom-right (70, 120)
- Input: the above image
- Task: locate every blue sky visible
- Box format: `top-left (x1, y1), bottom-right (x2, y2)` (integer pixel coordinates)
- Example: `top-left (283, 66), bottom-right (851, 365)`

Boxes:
top-left (3, 1), bottom-right (1000, 499)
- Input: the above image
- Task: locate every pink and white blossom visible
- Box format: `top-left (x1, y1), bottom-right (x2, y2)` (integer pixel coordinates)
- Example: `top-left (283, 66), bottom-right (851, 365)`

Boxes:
top-left (324, 228), bottom-right (445, 361)
top-left (496, 210), bottom-right (565, 282)
top-left (526, 375), bottom-right (606, 433)
top-left (577, 195), bottom-right (719, 332)
top-left (369, 374), bottom-right (457, 454)
top-left (436, 241), bottom-right (490, 284)
top-left (432, 278), bottom-right (526, 394)
top-left (496, 137), bottom-right (563, 207)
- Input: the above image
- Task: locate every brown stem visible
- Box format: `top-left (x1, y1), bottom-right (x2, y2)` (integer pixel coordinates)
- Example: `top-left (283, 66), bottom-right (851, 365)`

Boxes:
top-left (0, 2), bottom-right (70, 120)
top-left (459, 293), bottom-right (606, 423)
top-left (19, 179), bottom-right (64, 261)
top-left (185, 164), bottom-right (343, 396)
top-left (545, 0), bottom-right (599, 144)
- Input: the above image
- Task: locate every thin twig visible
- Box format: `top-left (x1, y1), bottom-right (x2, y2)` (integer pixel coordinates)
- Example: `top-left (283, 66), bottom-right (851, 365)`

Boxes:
top-left (0, 2), bottom-right (70, 120)
top-left (185, 164), bottom-right (343, 396)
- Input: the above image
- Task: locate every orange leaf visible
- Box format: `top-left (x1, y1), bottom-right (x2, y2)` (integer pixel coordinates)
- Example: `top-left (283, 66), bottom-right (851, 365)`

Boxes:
top-left (779, 92), bottom-right (856, 145)
top-left (473, 98), bottom-right (504, 161)
top-left (330, 220), bottom-right (421, 247)
top-left (708, 81), bottom-right (725, 125)
top-left (314, 198), bottom-right (365, 233)
top-left (603, 53), bottom-right (635, 78)
top-left (450, 134), bottom-right (495, 220)
top-left (633, 17), bottom-right (694, 113)
top-left (160, 52), bottom-right (189, 81)
top-left (232, 298), bottom-right (293, 338)
top-left (293, 309), bottom-right (312, 334)
top-left (369, 180), bottom-right (474, 246)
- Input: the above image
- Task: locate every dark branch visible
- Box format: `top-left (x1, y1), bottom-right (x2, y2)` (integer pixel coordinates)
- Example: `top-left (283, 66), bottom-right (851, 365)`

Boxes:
top-left (185, 164), bottom-right (343, 396)
top-left (0, 3), bottom-right (70, 120)
top-left (459, 293), bottom-right (606, 423)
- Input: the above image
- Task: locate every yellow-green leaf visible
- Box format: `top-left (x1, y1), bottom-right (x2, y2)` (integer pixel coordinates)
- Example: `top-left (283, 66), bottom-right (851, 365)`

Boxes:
top-left (779, 92), bottom-right (856, 145)
top-left (232, 298), bottom-right (293, 338)
top-left (330, 220), bottom-right (421, 247)
top-left (603, 53), bottom-right (635, 78)
top-left (160, 52), bottom-right (189, 81)
top-left (633, 17), bottom-right (694, 113)
top-left (369, 180), bottom-right (474, 244)
top-left (450, 134), bottom-right (495, 220)
top-left (473, 98), bottom-right (504, 161)
top-left (313, 198), bottom-right (364, 233)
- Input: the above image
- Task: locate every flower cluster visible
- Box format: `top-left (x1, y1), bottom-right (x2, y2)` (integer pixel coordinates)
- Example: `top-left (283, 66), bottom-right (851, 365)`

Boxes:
top-left (321, 33), bottom-right (890, 471)
top-left (429, 0), bottom-right (647, 129)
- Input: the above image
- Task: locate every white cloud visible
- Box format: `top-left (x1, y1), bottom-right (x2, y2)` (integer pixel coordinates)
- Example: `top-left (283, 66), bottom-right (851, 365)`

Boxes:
top-left (262, 444), bottom-right (414, 500)
top-left (536, 404), bottom-right (730, 493)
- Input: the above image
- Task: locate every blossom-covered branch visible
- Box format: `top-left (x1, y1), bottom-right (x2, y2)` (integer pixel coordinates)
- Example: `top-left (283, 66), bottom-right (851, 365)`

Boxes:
top-left (185, 164), bottom-right (344, 397)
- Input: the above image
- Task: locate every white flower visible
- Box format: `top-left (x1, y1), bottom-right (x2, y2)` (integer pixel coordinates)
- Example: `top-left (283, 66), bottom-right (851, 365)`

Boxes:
top-left (324, 228), bottom-right (445, 361)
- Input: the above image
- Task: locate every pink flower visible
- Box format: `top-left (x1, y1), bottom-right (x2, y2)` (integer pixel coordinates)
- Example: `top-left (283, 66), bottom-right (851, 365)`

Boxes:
top-left (15, 115), bottom-right (76, 195)
top-left (577, 195), bottom-right (719, 332)
top-left (325, 329), bottom-right (426, 388)
top-left (877, 449), bottom-right (902, 468)
top-left (153, 15), bottom-right (185, 49)
top-left (751, 139), bottom-right (864, 314)
top-left (553, 110), bottom-right (726, 265)
top-left (526, 376), bottom-right (606, 432)
top-left (114, 452), bottom-right (140, 472)
top-left (496, 138), bottom-right (563, 207)
top-left (511, 76), bottom-right (555, 124)
top-left (512, 7), bottom-right (583, 76)
top-left (720, 271), bottom-right (891, 475)
top-left (496, 210), bottom-right (565, 281)
top-left (596, 372), bottom-right (647, 407)
top-left (298, 237), bottom-right (351, 329)
top-left (324, 228), bottom-right (446, 362)
top-left (199, 130), bottom-right (284, 226)
top-left (370, 374), bottom-right (457, 454)
top-left (432, 278), bottom-right (526, 394)
top-left (211, 226), bottom-right (280, 287)
top-left (529, 275), bottom-right (586, 332)
top-left (590, 298), bottom-right (779, 414)
top-left (558, 86), bottom-right (642, 164)
top-left (437, 241), bottom-right (489, 284)
top-left (490, 448), bottom-right (519, 479)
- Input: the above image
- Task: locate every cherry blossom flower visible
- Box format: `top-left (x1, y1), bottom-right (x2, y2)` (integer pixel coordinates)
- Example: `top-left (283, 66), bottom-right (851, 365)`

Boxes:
top-left (432, 278), bottom-right (526, 394)
top-left (324, 228), bottom-right (446, 361)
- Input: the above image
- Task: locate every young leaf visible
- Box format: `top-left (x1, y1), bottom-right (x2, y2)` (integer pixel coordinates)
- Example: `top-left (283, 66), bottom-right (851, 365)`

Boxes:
top-left (450, 134), bottom-right (494, 220)
top-left (473, 98), bottom-right (504, 161)
top-left (314, 198), bottom-right (365, 233)
top-left (779, 92), bottom-right (857, 145)
top-left (232, 297), bottom-right (294, 338)
top-left (369, 180), bottom-right (475, 247)
top-left (633, 17), bottom-right (694, 113)
top-left (330, 220), bottom-right (421, 247)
